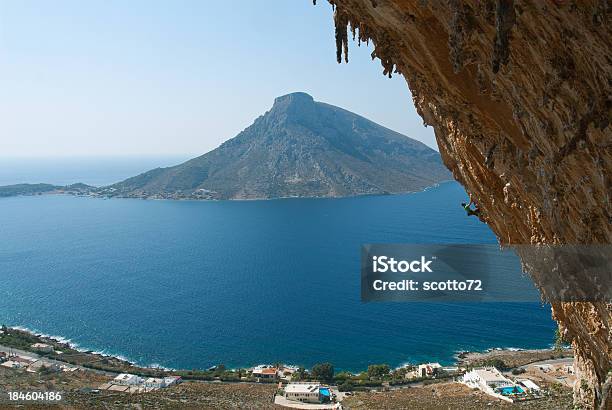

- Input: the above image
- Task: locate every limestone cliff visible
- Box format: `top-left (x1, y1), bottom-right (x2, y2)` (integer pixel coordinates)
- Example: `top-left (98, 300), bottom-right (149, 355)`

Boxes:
top-left (314, 0), bottom-right (611, 407)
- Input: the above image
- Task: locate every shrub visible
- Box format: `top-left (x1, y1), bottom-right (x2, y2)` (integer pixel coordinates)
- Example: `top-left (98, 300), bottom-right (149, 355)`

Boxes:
top-left (367, 364), bottom-right (390, 379)
top-left (311, 363), bottom-right (334, 382)
top-left (482, 359), bottom-right (508, 370)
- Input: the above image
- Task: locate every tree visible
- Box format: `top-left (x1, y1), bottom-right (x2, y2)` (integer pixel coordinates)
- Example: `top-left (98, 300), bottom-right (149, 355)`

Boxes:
top-left (334, 371), bottom-right (352, 381)
top-left (367, 364), bottom-right (390, 379)
top-left (213, 364), bottom-right (226, 377)
top-left (292, 367), bottom-right (306, 381)
top-left (391, 367), bottom-right (408, 379)
top-left (338, 380), bottom-right (354, 392)
top-left (311, 363), bottom-right (334, 382)
top-left (483, 359), bottom-right (507, 370)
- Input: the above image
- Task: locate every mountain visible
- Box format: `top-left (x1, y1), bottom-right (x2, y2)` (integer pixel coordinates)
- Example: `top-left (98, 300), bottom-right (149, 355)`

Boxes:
top-left (103, 92), bottom-right (451, 200)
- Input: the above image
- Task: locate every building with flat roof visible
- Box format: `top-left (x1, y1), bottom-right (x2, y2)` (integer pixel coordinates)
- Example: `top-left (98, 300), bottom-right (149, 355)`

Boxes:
top-left (418, 362), bottom-right (442, 377)
top-left (463, 367), bottom-right (513, 389)
top-left (462, 367), bottom-right (524, 403)
top-left (144, 378), bottom-right (165, 389)
top-left (113, 373), bottom-right (144, 386)
top-left (284, 383), bottom-right (329, 403)
top-left (517, 379), bottom-right (541, 391)
top-left (164, 376), bottom-right (182, 386)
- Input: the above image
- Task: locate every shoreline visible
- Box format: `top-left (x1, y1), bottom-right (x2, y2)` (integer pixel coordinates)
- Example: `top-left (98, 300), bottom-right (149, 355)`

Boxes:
top-left (1, 325), bottom-right (575, 409)
top-left (9, 326), bottom-right (139, 367)
top-left (1, 325), bottom-right (572, 377)
top-left (0, 180), bottom-right (455, 203)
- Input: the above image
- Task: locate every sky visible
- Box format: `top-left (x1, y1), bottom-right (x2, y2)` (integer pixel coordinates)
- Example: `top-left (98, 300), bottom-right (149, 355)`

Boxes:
top-left (0, 0), bottom-right (436, 158)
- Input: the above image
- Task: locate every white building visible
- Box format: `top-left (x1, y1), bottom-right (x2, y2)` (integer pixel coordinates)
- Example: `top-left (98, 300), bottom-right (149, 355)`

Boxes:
top-left (31, 343), bottom-right (53, 353)
top-left (113, 373), bottom-right (144, 386)
top-left (142, 376), bottom-right (181, 389)
top-left (252, 365), bottom-right (278, 379)
top-left (463, 367), bottom-right (513, 390)
top-left (462, 367), bottom-right (518, 402)
top-left (418, 362), bottom-right (442, 377)
top-left (284, 383), bottom-right (322, 403)
top-left (517, 379), bottom-right (541, 391)
top-left (144, 377), bottom-right (166, 388)
top-left (164, 376), bottom-right (182, 386)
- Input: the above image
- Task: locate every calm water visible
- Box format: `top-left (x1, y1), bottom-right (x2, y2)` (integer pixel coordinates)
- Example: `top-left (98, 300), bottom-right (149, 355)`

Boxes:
top-left (0, 178), bottom-right (555, 371)
top-left (0, 156), bottom-right (191, 187)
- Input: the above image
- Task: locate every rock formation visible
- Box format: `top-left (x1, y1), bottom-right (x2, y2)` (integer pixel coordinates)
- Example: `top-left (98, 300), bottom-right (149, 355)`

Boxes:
top-left (104, 93), bottom-right (450, 200)
top-left (314, 0), bottom-right (611, 407)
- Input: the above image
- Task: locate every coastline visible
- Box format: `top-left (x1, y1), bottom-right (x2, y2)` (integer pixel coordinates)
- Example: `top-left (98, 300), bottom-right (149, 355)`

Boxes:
top-left (0, 180), bottom-right (455, 203)
top-left (0, 327), bottom-right (576, 409)
top-left (1, 326), bottom-right (572, 378)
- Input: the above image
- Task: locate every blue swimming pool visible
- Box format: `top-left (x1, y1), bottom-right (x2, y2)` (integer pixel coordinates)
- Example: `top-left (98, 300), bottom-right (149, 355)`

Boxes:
top-left (497, 386), bottom-right (524, 395)
top-left (319, 388), bottom-right (331, 397)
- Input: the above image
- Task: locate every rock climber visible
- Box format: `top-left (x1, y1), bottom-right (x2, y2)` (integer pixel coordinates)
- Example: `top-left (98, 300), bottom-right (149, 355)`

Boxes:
top-left (461, 194), bottom-right (480, 217)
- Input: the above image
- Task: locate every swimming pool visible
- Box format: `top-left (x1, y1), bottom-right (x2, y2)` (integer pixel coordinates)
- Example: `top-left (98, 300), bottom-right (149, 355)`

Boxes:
top-left (319, 388), bottom-right (331, 397)
top-left (497, 386), bottom-right (524, 395)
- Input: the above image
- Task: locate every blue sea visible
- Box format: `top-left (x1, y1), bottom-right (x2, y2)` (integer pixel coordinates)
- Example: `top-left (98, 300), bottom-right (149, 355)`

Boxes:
top-left (0, 157), bottom-right (555, 372)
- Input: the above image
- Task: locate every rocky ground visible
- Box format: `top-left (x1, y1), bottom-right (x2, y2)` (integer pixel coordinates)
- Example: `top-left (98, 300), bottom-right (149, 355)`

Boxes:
top-left (59, 382), bottom-right (281, 409)
top-left (0, 365), bottom-right (574, 409)
top-left (342, 382), bottom-right (573, 410)
top-left (457, 348), bottom-right (573, 369)
top-left (0, 367), bottom-right (281, 409)
top-left (0, 366), bottom-right (107, 394)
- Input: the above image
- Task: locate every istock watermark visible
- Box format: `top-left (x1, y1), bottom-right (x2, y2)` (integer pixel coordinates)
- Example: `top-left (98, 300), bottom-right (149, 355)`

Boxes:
top-left (372, 256), bottom-right (433, 273)
top-left (361, 244), bottom-right (612, 302)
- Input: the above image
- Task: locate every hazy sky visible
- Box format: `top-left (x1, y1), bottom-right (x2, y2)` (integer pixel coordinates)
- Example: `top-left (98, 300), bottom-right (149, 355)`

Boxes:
top-left (0, 0), bottom-right (436, 158)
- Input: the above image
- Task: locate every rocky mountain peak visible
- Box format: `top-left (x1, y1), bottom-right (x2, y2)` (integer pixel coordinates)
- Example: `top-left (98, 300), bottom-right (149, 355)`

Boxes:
top-left (105, 93), bottom-right (450, 200)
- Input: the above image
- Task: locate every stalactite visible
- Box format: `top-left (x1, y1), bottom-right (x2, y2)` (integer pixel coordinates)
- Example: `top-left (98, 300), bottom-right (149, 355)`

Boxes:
top-left (334, 7), bottom-right (349, 63)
